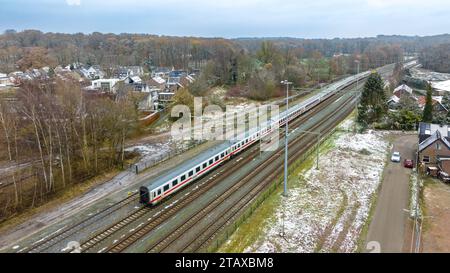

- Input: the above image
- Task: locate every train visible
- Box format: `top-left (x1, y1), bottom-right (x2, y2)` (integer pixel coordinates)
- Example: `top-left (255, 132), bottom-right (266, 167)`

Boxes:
top-left (139, 60), bottom-right (419, 206)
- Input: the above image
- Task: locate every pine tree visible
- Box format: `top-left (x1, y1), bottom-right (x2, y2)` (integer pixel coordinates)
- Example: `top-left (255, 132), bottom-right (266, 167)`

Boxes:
top-left (422, 84), bottom-right (433, 123)
top-left (358, 71), bottom-right (386, 124)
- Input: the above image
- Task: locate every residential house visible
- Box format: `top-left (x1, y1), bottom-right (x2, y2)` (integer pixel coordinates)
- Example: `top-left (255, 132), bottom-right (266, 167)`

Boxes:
top-left (418, 122), bottom-right (450, 175)
top-left (387, 83), bottom-right (449, 114)
top-left (393, 84), bottom-right (413, 98)
top-left (112, 66), bottom-right (144, 79)
top-left (88, 78), bottom-right (122, 93)
top-left (123, 75), bottom-right (142, 84)
top-left (160, 75), bottom-right (196, 102)
top-left (166, 77), bottom-right (184, 93)
top-left (7, 69), bottom-right (47, 83)
top-left (159, 92), bottom-right (175, 104)
top-left (388, 84), bottom-right (416, 109)
top-left (147, 76), bottom-right (166, 90)
top-left (123, 75), bottom-right (147, 91)
top-left (169, 70), bottom-right (188, 78)
top-left (151, 67), bottom-right (172, 78)
top-left (78, 65), bottom-right (105, 80)
top-left (417, 96), bottom-right (448, 114)
top-left (387, 95), bottom-right (401, 109)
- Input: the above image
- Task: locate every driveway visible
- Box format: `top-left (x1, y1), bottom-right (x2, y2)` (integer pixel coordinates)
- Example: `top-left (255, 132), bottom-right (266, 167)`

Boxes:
top-left (364, 134), bottom-right (417, 253)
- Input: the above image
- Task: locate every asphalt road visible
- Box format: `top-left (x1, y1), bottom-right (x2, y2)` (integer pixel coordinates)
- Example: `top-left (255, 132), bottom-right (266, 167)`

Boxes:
top-left (364, 134), bottom-right (416, 253)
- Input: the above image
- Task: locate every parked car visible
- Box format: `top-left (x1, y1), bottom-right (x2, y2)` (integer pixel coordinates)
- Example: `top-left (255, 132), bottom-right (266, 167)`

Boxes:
top-left (391, 152), bottom-right (401, 162)
top-left (404, 159), bottom-right (414, 169)
top-left (439, 171), bottom-right (450, 183)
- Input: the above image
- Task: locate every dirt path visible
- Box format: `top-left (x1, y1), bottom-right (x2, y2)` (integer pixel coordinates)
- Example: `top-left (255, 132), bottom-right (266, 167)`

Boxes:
top-left (364, 134), bottom-right (416, 253)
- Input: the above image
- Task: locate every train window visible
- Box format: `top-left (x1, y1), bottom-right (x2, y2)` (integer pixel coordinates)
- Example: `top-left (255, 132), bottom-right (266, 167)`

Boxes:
top-left (173, 179), bottom-right (178, 187)
top-left (215, 156), bottom-right (219, 161)
top-left (164, 184), bottom-right (169, 192)
top-left (189, 170), bottom-right (193, 177)
top-left (157, 189), bottom-right (161, 195)
top-left (209, 159), bottom-right (213, 165)
top-left (221, 153), bottom-right (224, 158)
top-left (203, 162), bottom-right (207, 169)
top-left (152, 192), bottom-right (156, 198)
top-left (181, 175), bottom-right (186, 181)
top-left (196, 166), bottom-right (201, 173)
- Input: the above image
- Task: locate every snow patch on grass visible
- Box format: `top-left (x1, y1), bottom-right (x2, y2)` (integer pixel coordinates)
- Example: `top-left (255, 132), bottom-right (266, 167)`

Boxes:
top-left (409, 173), bottom-right (422, 218)
top-left (245, 121), bottom-right (389, 253)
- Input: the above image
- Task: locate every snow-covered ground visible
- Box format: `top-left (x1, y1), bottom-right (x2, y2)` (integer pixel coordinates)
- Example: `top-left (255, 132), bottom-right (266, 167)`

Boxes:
top-left (243, 120), bottom-right (389, 253)
top-left (409, 172), bottom-right (422, 219)
top-left (410, 67), bottom-right (450, 82)
top-left (125, 142), bottom-right (173, 162)
top-left (126, 139), bottom-right (200, 173)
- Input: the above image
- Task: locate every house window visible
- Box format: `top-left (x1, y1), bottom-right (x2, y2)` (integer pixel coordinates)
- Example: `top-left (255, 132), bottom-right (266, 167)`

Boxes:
top-left (437, 143), bottom-right (441, 150)
top-left (423, 156), bottom-right (430, 163)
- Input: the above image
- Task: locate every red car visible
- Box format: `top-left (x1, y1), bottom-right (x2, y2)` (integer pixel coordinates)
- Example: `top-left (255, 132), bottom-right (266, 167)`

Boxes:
top-left (404, 159), bottom-right (414, 169)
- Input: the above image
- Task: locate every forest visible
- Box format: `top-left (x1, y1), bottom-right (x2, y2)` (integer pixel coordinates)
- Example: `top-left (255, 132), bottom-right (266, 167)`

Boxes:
top-left (0, 30), bottom-right (415, 103)
top-left (4, 31), bottom-right (450, 97)
top-left (0, 79), bottom-right (140, 220)
top-left (419, 43), bottom-right (450, 73)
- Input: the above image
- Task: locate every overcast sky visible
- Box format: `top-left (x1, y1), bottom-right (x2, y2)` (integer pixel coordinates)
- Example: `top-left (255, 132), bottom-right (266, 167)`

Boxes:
top-left (1, 0), bottom-right (450, 38)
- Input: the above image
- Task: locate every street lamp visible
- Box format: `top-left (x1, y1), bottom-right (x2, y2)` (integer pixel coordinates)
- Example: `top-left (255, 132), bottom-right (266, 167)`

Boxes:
top-left (281, 80), bottom-right (292, 197)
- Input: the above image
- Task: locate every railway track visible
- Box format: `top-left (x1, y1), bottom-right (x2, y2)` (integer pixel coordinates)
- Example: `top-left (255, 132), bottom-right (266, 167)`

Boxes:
top-left (145, 91), bottom-right (359, 253)
top-left (183, 95), bottom-right (359, 253)
top-left (81, 86), bottom-right (351, 253)
top-left (98, 86), bottom-right (361, 253)
top-left (24, 192), bottom-right (139, 253)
